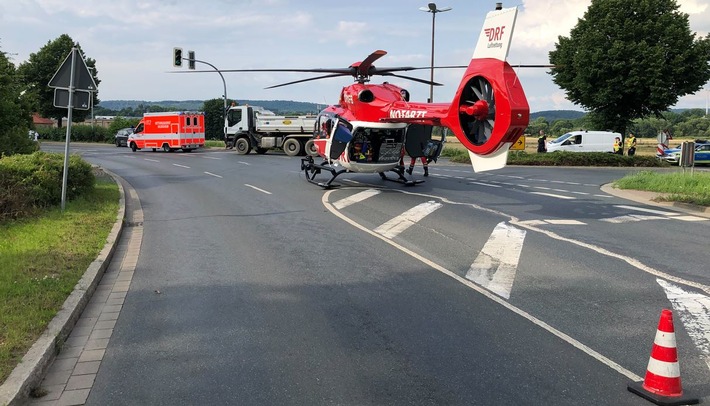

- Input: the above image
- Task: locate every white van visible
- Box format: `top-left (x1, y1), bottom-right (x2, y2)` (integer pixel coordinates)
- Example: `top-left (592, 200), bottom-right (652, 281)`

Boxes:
top-left (547, 130), bottom-right (621, 153)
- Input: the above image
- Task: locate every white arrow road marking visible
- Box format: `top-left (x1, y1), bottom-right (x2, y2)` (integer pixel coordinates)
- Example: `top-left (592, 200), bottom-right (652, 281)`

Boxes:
top-left (465, 222), bottom-right (526, 299)
top-left (657, 279), bottom-right (710, 371)
top-left (374, 201), bottom-right (442, 239)
top-left (333, 189), bottom-right (381, 209)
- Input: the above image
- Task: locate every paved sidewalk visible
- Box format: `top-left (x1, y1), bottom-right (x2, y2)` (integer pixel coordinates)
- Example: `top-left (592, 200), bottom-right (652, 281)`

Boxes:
top-left (25, 183), bottom-right (143, 406)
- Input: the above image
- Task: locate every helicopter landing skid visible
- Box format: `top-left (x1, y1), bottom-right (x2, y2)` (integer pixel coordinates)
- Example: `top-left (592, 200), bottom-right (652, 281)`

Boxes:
top-left (378, 166), bottom-right (424, 187)
top-left (301, 157), bottom-right (347, 189)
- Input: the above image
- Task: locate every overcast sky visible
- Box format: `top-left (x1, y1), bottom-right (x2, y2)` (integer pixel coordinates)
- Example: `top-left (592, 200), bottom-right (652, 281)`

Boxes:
top-left (1, 0), bottom-right (709, 112)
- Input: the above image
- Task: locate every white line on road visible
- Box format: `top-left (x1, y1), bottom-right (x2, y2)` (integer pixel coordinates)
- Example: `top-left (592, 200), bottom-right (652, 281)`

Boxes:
top-left (333, 189), bottom-right (381, 209)
top-left (202, 156), bottom-right (221, 160)
top-left (615, 205), bottom-right (679, 216)
top-left (374, 201), bottom-right (442, 239)
top-left (144, 158), bottom-right (159, 162)
top-left (466, 222), bottom-right (526, 299)
top-left (530, 191), bottom-right (576, 200)
top-left (239, 162), bottom-right (251, 165)
top-left (173, 163), bottom-right (190, 168)
top-left (244, 184), bottom-right (272, 194)
top-left (322, 190), bottom-right (643, 382)
top-left (657, 279), bottom-right (710, 371)
top-left (204, 172), bottom-right (223, 178)
top-left (470, 182), bottom-right (502, 188)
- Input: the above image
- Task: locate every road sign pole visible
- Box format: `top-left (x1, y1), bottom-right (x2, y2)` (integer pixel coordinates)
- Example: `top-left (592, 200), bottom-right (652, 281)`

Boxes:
top-left (61, 47), bottom-right (78, 211)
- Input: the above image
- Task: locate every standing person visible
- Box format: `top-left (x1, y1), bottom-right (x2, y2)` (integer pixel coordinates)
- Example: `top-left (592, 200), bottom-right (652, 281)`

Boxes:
top-left (406, 154), bottom-right (429, 176)
top-left (626, 133), bottom-right (637, 156)
top-left (537, 130), bottom-right (547, 153)
top-left (613, 137), bottom-right (622, 155)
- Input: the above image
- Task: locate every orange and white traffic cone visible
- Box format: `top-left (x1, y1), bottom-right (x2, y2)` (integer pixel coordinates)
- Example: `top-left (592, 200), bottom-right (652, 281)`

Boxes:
top-left (627, 309), bottom-right (698, 406)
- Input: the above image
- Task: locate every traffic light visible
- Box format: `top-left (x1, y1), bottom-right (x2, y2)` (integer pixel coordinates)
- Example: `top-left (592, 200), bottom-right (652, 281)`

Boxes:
top-left (173, 47), bottom-right (183, 67)
top-left (188, 50), bottom-right (195, 70)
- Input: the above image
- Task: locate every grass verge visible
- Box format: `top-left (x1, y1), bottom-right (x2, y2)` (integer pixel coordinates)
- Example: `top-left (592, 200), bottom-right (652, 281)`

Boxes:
top-left (0, 175), bottom-right (119, 383)
top-left (613, 170), bottom-right (710, 207)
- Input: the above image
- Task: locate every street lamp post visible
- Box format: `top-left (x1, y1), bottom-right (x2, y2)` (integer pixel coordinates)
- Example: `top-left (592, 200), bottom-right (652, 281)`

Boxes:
top-left (420, 3), bottom-right (451, 103)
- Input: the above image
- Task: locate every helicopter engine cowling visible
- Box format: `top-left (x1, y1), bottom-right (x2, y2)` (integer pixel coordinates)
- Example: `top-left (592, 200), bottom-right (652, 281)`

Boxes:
top-left (444, 59), bottom-right (529, 156)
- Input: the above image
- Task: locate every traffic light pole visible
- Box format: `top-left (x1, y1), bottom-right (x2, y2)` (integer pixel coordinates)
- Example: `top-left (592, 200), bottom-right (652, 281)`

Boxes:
top-left (182, 57), bottom-right (228, 142)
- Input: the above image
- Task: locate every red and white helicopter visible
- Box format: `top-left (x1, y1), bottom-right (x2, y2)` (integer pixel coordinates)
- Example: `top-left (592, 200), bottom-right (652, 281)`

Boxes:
top-left (200, 4), bottom-right (530, 188)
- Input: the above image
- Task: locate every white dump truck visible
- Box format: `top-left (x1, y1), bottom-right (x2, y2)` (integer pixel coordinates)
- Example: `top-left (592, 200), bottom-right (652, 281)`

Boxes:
top-left (224, 105), bottom-right (317, 156)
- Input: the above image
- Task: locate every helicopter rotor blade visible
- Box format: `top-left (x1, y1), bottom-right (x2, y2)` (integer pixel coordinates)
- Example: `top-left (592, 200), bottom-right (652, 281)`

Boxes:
top-left (264, 73), bottom-right (351, 89)
top-left (378, 72), bottom-right (443, 86)
top-left (356, 50), bottom-right (387, 76)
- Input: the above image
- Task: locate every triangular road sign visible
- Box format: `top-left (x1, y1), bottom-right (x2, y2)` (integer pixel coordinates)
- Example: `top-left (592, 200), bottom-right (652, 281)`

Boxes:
top-left (48, 48), bottom-right (97, 91)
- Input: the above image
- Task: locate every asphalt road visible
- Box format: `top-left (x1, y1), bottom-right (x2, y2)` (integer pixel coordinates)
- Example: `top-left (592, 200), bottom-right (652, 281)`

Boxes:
top-left (38, 143), bottom-right (710, 405)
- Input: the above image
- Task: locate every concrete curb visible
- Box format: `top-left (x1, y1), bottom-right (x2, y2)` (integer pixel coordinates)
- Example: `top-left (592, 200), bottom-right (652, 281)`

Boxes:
top-left (601, 183), bottom-right (710, 218)
top-left (0, 168), bottom-right (126, 406)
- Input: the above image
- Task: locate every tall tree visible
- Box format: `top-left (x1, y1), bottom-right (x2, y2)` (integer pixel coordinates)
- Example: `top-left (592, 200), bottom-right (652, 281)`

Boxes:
top-left (202, 98), bottom-right (235, 140)
top-left (549, 0), bottom-right (710, 136)
top-left (0, 47), bottom-right (36, 156)
top-left (18, 34), bottom-right (100, 128)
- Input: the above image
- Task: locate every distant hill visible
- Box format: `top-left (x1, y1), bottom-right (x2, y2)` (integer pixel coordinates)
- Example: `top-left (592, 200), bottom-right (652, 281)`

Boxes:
top-left (99, 99), bottom-right (322, 114)
top-left (99, 100), bottom-right (591, 120)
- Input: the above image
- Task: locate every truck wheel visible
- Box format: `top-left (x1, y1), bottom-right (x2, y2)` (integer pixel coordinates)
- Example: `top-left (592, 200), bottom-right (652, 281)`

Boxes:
top-left (235, 138), bottom-right (251, 155)
top-left (163, 144), bottom-right (171, 152)
top-left (283, 138), bottom-right (302, 156)
top-left (130, 143), bottom-right (137, 152)
top-left (305, 140), bottom-right (319, 157)
top-left (255, 147), bottom-right (268, 155)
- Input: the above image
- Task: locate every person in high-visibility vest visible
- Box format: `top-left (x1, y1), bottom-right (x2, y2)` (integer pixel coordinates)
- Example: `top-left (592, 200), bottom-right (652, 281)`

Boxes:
top-left (626, 133), bottom-right (637, 156)
top-left (613, 137), bottom-right (622, 155)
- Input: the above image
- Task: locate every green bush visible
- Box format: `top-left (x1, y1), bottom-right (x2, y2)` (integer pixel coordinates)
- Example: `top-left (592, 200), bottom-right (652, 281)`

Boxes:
top-left (0, 126), bottom-right (40, 157)
top-left (39, 125), bottom-right (112, 143)
top-left (507, 151), bottom-right (669, 167)
top-left (0, 152), bottom-right (95, 220)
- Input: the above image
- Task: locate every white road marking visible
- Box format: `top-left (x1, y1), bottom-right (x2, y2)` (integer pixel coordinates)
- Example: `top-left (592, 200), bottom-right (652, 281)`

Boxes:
top-left (204, 172), bottom-right (223, 178)
top-left (600, 214), bottom-right (669, 224)
top-left (244, 184), bottom-right (272, 194)
top-left (466, 222), bottom-right (525, 299)
top-left (374, 201), bottom-right (442, 239)
top-left (470, 182), bottom-right (502, 188)
top-left (323, 190), bottom-right (642, 382)
top-left (202, 156), bottom-right (220, 160)
top-left (673, 215), bottom-right (708, 222)
top-left (518, 219), bottom-right (587, 226)
top-left (544, 219), bottom-right (586, 225)
top-left (530, 192), bottom-right (576, 200)
top-left (657, 279), bottom-right (710, 371)
top-left (172, 163), bottom-right (190, 168)
top-left (333, 189), bottom-right (381, 209)
top-left (144, 158), bottom-right (159, 162)
top-left (238, 161), bottom-right (250, 165)
top-left (615, 205), bottom-right (679, 216)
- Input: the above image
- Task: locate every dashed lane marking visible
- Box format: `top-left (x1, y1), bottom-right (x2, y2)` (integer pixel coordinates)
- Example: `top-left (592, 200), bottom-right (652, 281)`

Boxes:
top-left (204, 172), bottom-right (223, 178)
top-left (244, 184), bottom-right (272, 195)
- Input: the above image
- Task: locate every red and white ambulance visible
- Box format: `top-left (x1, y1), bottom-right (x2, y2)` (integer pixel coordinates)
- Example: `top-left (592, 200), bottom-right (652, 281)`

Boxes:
top-left (128, 111), bottom-right (205, 152)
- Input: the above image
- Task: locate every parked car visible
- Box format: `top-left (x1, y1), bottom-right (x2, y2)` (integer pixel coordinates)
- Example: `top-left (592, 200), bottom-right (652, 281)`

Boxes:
top-left (658, 142), bottom-right (710, 165)
top-left (546, 130), bottom-right (621, 153)
top-left (114, 128), bottom-right (134, 147)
